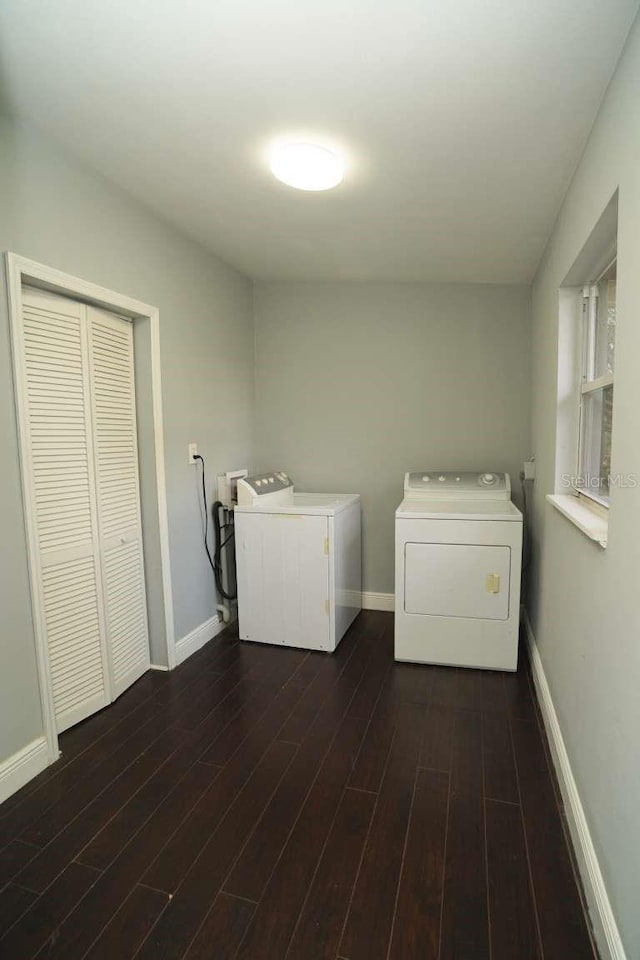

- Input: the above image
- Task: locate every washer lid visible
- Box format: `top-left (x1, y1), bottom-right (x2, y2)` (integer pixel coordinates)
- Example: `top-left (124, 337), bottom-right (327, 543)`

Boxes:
top-left (235, 492), bottom-right (360, 516)
top-left (396, 498), bottom-right (522, 521)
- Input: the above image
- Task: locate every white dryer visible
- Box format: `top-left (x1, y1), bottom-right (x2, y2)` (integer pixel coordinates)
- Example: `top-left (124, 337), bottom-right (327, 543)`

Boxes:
top-left (395, 472), bottom-right (522, 671)
top-left (234, 472), bottom-right (361, 652)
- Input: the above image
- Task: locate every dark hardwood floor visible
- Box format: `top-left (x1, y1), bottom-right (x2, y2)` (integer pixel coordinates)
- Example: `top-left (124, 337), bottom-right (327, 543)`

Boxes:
top-left (0, 611), bottom-right (597, 959)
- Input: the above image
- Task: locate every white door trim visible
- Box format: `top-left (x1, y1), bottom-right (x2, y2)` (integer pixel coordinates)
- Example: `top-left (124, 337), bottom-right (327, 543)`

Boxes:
top-left (5, 252), bottom-right (176, 765)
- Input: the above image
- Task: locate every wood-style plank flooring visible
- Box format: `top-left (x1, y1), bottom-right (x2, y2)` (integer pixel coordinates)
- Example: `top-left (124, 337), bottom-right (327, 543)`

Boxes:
top-left (0, 611), bottom-right (597, 959)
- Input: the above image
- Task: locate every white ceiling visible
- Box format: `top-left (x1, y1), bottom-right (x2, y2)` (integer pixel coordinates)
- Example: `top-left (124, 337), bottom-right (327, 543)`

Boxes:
top-left (0, 0), bottom-right (637, 283)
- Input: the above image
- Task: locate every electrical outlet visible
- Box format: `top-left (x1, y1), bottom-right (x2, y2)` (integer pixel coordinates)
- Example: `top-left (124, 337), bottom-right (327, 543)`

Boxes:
top-left (188, 443), bottom-right (199, 464)
top-left (523, 458), bottom-right (535, 481)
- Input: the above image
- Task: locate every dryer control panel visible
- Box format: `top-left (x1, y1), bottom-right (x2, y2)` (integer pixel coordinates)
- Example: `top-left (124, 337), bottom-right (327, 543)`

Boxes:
top-left (237, 471), bottom-right (294, 506)
top-left (404, 472), bottom-right (511, 500)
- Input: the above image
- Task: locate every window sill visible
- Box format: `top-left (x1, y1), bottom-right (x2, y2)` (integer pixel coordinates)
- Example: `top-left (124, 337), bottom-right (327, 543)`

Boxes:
top-left (546, 494), bottom-right (608, 548)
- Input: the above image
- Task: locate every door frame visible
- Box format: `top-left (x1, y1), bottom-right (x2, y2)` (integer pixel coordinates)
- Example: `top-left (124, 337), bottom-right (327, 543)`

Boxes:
top-left (5, 252), bottom-right (176, 764)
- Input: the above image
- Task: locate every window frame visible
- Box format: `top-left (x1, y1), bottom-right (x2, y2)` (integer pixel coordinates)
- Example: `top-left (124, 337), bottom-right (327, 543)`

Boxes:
top-left (576, 256), bottom-right (616, 510)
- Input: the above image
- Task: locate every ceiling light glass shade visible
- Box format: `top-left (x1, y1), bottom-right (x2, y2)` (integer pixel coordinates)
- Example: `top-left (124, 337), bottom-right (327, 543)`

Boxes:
top-left (270, 143), bottom-right (343, 191)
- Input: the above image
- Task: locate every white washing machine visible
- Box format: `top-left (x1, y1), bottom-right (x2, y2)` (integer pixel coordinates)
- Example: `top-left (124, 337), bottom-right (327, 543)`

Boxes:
top-left (234, 472), bottom-right (361, 652)
top-left (395, 471), bottom-right (522, 671)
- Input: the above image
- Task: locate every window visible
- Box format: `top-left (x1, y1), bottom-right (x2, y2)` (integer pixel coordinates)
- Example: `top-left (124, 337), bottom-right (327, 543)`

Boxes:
top-left (578, 258), bottom-right (616, 505)
top-left (549, 193), bottom-right (617, 545)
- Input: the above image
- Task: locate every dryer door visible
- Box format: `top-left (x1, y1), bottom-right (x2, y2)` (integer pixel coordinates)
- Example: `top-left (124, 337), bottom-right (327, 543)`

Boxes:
top-left (404, 542), bottom-right (511, 620)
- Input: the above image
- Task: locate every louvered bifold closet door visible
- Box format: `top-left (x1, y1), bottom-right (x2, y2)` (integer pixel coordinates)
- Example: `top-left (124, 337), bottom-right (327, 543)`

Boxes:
top-left (21, 288), bottom-right (110, 732)
top-left (87, 307), bottom-right (150, 699)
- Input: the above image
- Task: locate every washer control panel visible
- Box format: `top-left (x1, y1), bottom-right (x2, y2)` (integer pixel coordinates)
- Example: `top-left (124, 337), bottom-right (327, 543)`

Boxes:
top-left (405, 472), bottom-right (510, 500)
top-left (236, 471), bottom-right (294, 506)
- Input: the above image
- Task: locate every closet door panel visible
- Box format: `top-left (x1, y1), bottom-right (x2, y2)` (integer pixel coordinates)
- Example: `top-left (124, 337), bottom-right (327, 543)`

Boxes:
top-left (22, 289), bottom-right (110, 733)
top-left (88, 308), bottom-right (150, 698)
top-left (41, 556), bottom-right (108, 729)
top-left (103, 540), bottom-right (149, 695)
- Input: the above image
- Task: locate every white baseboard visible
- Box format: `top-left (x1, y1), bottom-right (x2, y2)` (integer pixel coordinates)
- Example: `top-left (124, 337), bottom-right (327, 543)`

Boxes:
top-left (149, 663), bottom-right (170, 672)
top-left (175, 613), bottom-right (226, 666)
top-left (362, 591), bottom-right (395, 612)
top-left (0, 736), bottom-right (49, 805)
top-left (523, 611), bottom-right (627, 960)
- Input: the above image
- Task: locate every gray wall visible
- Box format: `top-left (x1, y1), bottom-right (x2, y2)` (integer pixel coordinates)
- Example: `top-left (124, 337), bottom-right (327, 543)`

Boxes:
top-left (529, 14), bottom-right (640, 957)
top-left (254, 281), bottom-right (531, 593)
top-left (0, 113), bottom-right (254, 762)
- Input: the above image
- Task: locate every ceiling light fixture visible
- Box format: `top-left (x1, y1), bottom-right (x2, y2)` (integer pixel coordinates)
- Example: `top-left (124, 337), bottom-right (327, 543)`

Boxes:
top-left (270, 142), bottom-right (343, 191)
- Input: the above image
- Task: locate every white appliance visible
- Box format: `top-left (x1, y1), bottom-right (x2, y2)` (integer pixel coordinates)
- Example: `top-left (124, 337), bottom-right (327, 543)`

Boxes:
top-left (395, 471), bottom-right (522, 671)
top-left (234, 472), bottom-right (361, 652)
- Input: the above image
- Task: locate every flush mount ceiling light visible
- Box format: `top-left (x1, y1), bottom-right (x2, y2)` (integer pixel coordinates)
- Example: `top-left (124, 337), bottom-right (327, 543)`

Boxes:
top-left (270, 142), bottom-right (344, 191)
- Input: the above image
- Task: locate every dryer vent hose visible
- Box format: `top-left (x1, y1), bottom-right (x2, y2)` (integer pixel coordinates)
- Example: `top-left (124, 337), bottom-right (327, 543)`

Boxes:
top-left (212, 500), bottom-right (237, 601)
